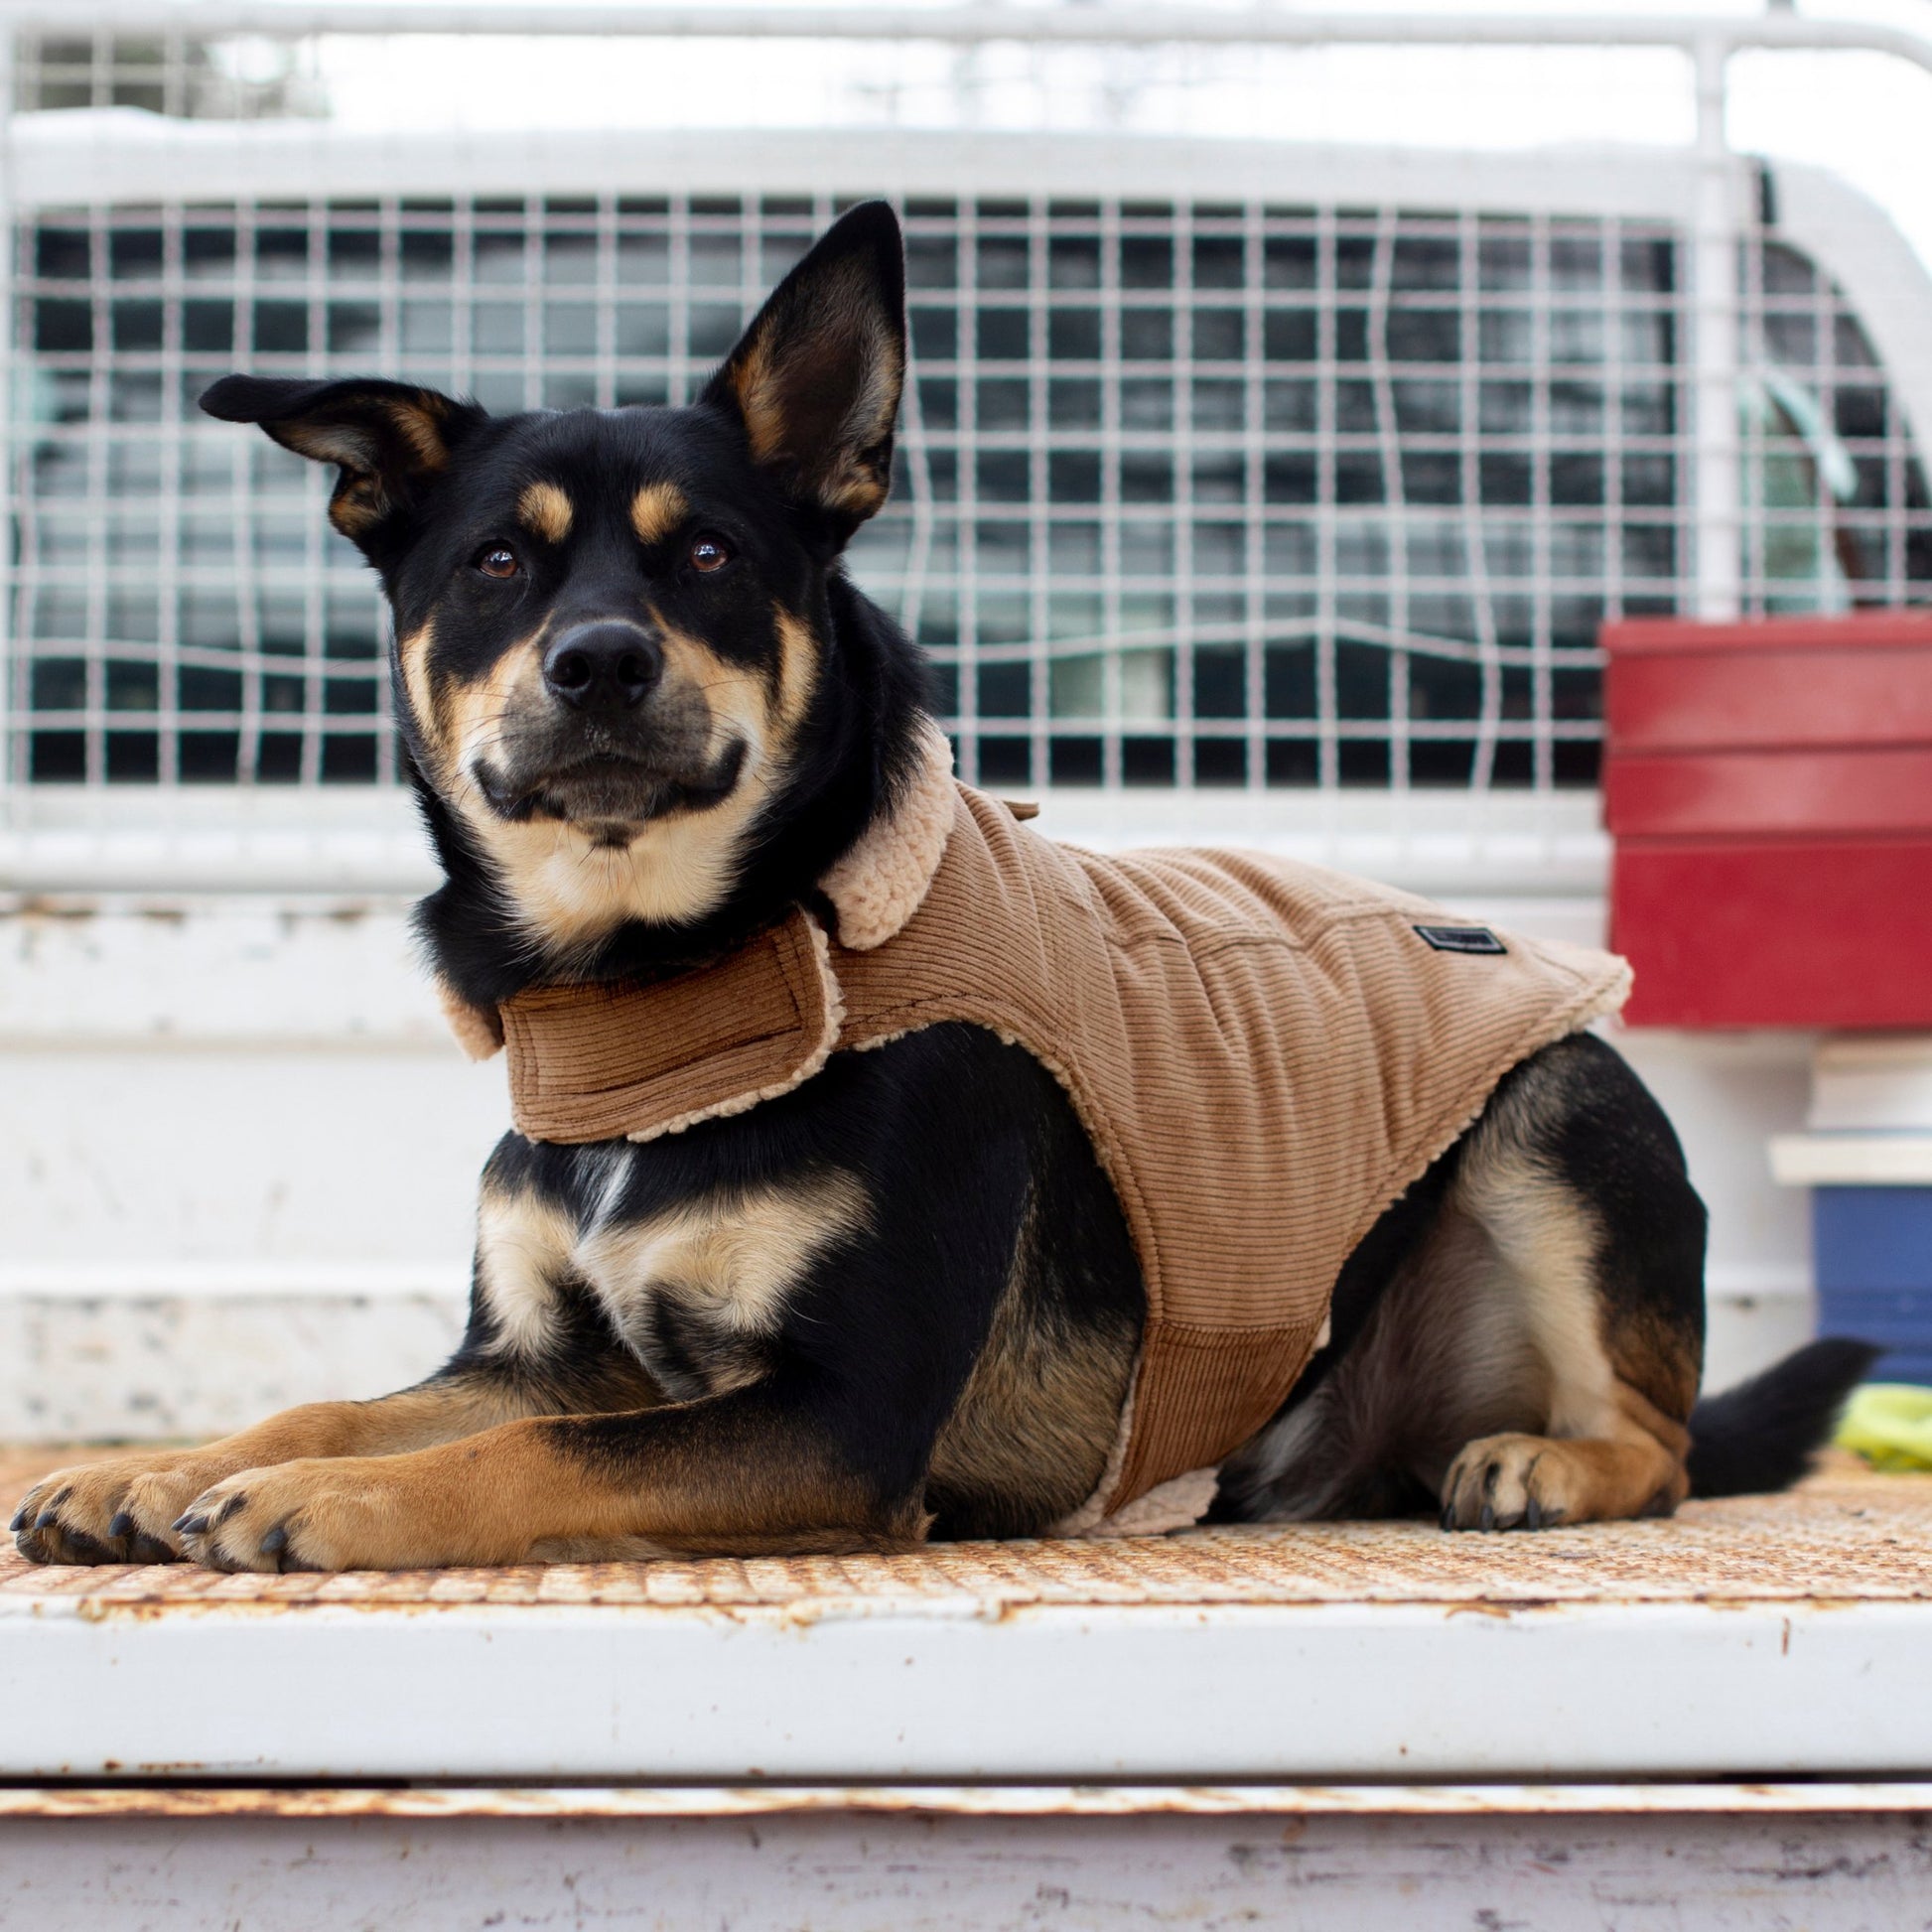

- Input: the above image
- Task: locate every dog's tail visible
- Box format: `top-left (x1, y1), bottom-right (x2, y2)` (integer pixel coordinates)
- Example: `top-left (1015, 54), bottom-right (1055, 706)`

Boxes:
top-left (1685, 1337), bottom-right (1879, 1499)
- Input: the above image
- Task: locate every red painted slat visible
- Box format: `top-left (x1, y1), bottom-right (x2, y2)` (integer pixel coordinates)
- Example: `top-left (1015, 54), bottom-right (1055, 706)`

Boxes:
top-left (1612, 841), bottom-right (1932, 1029)
top-left (1606, 651), bottom-right (1932, 753)
top-left (1605, 748), bottom-right (1932, 838)
top-left (1601, 613), bottom-right (1932, 657)
top-left (1602, 617), bottom-right (1932, 1026)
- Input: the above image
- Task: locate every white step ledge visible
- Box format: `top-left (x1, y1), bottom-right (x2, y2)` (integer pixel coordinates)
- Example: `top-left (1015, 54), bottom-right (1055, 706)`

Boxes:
top-left (1770, 1134), bottom-right (1932, 1186)
top-left (5, 1596), bottom-right (1929, 1784)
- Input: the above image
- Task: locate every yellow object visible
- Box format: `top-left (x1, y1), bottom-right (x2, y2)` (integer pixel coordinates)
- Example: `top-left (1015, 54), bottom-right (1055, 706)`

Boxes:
top-left (1838, 1384), bottom-right (1932, 1471)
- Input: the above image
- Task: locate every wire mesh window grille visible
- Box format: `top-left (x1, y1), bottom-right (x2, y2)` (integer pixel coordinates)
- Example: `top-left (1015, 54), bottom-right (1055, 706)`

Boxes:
top-left (9, 191), bottom-right (1930, 792)
top-left (1740, 238), bottom-right (1932, 611)
top-left (14, 33), bottom-right (325, 120)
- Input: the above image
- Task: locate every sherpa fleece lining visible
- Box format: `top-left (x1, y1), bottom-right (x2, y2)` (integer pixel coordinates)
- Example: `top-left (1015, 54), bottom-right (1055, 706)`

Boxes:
top-left (818, 716), bottom-right (958, 951)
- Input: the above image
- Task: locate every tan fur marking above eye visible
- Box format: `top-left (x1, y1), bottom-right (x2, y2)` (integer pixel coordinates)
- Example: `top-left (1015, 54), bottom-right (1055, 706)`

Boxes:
top-left (518, 481), bottom-right (574, 545)
top-left (629, 482), bottom-right (688, 547)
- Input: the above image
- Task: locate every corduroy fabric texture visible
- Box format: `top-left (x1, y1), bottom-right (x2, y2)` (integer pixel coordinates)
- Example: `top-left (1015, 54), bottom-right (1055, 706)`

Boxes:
top-left (502, 911), bottom-right (842, 1144)
top-left (497, 782), bottom-right (1632, 1516)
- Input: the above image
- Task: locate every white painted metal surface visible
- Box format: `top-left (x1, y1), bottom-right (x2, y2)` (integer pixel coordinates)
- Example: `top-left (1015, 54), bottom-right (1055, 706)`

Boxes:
top-left (1772, 1134), bottom-right (1932, 1186)
top-left (12, 1790), bottom-right (1932, 1931)
top-left (1, 779), bottom-right (1615, 900)
top-left (0, 6), bottom-right (1928, 67)
top-left (0, 114), bottom-right (1729, 212)
top-left (1808, 1035), bottom-right (1932, 1133)
top-left (1771, 1035), bottom-right (1932, 1186)
top-left (4, 1594), bottom-right (1927, 1784)
top-left (6, 1472), bottom-right (1925, 1915)
top-left (1691, 36), bottom-right (1740, 622)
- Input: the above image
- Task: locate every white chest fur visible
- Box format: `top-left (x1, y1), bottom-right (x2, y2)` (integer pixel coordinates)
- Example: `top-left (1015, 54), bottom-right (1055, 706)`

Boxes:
top-left (473, 1168), bottom-right (870, 1398)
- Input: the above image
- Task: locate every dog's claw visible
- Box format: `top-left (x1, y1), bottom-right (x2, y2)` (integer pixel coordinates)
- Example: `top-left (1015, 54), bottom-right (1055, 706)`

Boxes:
top-left (1440, 1500), bottom-right (1455, 1531)
top-left (107, 1511), bottom-right (136, 1541)
top-left (174, 1512), bottom-right (208, 1536)
top-left (1478, 1502), bottom-right (1495, 1532)
top-left (1524, 1496), bottom-right (1542, 1531)
top-left (7, 1507), bottom-right (25, 1533)
top-left (260, 1526), bottom-right (288, 1558)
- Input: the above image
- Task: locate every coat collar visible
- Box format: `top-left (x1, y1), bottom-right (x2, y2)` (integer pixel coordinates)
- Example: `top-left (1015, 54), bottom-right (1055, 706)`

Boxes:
top-left (437, 715), bottom-right (958, 1060)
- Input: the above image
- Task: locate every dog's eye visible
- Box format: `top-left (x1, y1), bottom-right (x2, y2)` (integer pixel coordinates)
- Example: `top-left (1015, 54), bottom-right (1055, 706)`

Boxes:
top-left (477, 545), bottom-right (521, 580)
top-left (689, 536), bottom-right (732, 575)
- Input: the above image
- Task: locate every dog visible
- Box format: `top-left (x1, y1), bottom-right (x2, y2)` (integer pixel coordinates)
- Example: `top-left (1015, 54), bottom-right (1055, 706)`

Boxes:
top-left (13, 202), bottom-right (1870, 1573)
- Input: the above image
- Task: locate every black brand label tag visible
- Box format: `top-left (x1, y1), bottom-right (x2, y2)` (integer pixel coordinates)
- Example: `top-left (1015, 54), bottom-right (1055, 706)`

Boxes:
top-left (1414, 923), bottom-right (1507, 956)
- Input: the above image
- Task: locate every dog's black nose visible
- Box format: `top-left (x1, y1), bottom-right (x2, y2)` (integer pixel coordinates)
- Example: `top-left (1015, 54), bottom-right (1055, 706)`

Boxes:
top-left (542, 622), bottom-right (662, 712)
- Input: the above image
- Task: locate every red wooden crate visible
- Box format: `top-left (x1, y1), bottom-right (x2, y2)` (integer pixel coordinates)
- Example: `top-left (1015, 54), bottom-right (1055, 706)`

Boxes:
top-left (1600, 614), bottom-right (1932, 1029)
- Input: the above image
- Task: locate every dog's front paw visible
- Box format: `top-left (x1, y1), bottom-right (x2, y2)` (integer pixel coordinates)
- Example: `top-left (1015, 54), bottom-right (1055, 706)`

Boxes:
top-left (175, 1461), bottom-right (356, 1573)
top-left (12, 1452), bottom-right (228, 1565)
top-left (175, 1457), bottom-right (464, 1573)
top-left (1440, 1433), bottom-right (1570, 1532)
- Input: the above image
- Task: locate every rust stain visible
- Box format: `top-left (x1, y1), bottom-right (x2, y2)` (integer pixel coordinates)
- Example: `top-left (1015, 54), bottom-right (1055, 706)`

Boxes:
top-left (6, 1782), bottom-right (1932, 1823)
top-left (5, 897), bottom-right (97, 922)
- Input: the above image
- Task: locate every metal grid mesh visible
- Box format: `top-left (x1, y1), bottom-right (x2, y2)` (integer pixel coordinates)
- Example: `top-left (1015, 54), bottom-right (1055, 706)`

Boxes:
top-left (12, 31), bottom-right (324, 120)
top-left (1740, 234), bottom-right (1932, 611)
top-left (7, 189), bottom-right (1929, 792)
top-left (878, 200), bottom-right (1690, 794)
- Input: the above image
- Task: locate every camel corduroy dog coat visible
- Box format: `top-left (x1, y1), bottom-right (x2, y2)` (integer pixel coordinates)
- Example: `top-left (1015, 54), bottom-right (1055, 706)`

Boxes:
top-left (467, 724), bottom-right (1633, 1533)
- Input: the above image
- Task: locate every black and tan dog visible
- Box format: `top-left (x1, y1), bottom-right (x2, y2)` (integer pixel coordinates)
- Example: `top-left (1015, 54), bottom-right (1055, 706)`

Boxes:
top-left (14, 203), bottom-right (1868, 1573)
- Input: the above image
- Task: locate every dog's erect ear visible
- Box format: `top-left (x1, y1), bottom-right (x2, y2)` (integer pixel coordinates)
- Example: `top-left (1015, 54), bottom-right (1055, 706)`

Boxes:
top-left (703, 201), bottom-right (905, 544)
top-left (199, 375), bottom-right (486, 554)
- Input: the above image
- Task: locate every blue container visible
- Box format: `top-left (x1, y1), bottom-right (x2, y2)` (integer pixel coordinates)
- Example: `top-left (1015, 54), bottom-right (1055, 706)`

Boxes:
top-left (1814, 1186), bottom-right (1932, 1385)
